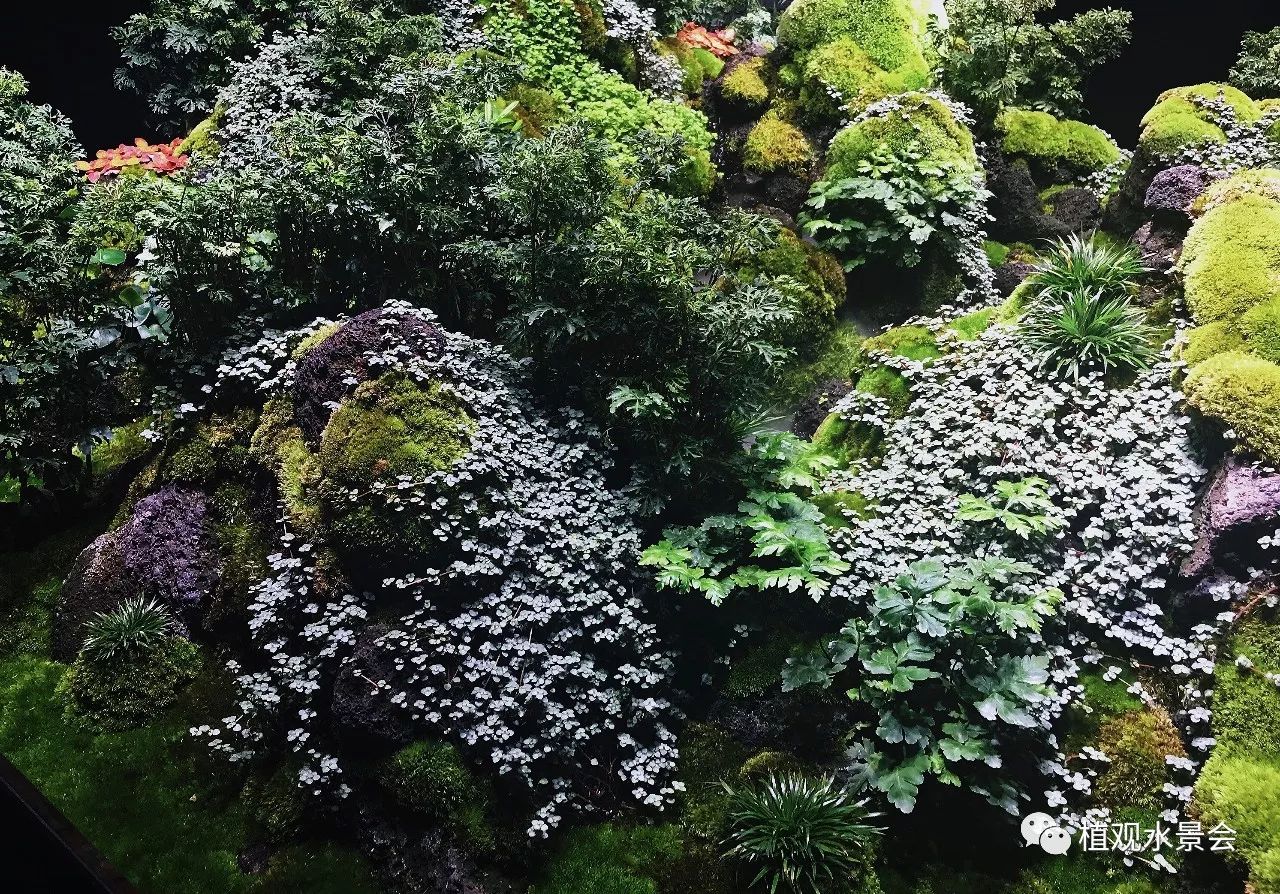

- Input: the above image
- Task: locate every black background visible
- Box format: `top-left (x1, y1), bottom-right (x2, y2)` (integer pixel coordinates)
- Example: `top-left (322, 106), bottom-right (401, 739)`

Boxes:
top-left (0, 1), bottom-right (1278, 149)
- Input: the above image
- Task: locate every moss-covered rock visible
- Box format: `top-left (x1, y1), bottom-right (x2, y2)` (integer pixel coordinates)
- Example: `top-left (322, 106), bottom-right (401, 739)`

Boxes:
top-left (1092, 707), bottom-right (1185, 813)
top-left (1181, 190), bottom-right (1280, 323)
top-left (1195, 754), bottom-right (1280, 893)
top-left (379, 740), bottom-right (494, 852)
top-left (1184, 352), bottom-right (1280, 461)
top-left (533, 823), bottom-right (683, 894)
top-left (317, 373), bottom-right (474, 556)
top-left (798, 37), bottom-right (926, 121)
top-left (996, 108), bottom-right (1121, 177)
top-left (825, 92), bottom-right (976, 182)
top-left (675, 722), bottom-right (752, 839)
top-left (742, 113), bottom-right (812, 175)
top-left (720, 56), bottom-right (769, 110)
top-left (778, 0), bottom-right (925, 74)
top-left (63, 636), bottom-right (201, 730)
top-left (1139, 83), bottom-right (1259, 159)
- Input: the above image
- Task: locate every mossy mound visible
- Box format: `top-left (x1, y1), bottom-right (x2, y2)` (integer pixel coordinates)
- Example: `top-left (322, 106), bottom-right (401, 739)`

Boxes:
top-left (1196, 754), bottom-right (1280, 893)
top-left (1139, 83), bottom-right (1259, 159)
top-left (742, 113), bottom-right (813, 175)
top-left (1184, 352), bottom-right (1280, 461)
top-left (379, 740), bottom-right (494, 852)
top-left (778, 0), bottom-right (925, 73)
top-left (996, 109), bottom-right (1121, 177)
top-left (1092, 707), bottom-right (1185, 814)
top-left (63, 636), bottom-right (201, 731)
top-left (798, 36), bottom-right (927, 121)
top-left (1182, 189), bottom-right (1280, 324)
top-left (825, 92), bottom-right (977, 182)
top-left (533, 823), bottom-right (683, 894)
top-left (720, 57), bottom-right (769, 110)
top-left (740, 227), bottom-right (844, 347)
top-left (317, 372), bottom-right (474, 556)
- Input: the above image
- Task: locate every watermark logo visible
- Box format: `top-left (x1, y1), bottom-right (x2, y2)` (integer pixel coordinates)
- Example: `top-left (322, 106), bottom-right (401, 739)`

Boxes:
top-left (1020, 814), bottom-right (1237, 857)
top-left (1021, 812), bottom-right (1072, 855)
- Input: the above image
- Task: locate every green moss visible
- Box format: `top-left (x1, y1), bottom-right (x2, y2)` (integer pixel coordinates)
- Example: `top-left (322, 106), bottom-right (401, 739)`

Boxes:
top-left (1011, 858), bottom-right (1161, 894)
top-left (810, 412), bottom-right (883, 466)
top-left (534, 823), bottom-right (682, 894)
top-left (1194, 167), bottom-right (1280, 214)
top-left (250, 398), bottom-right (324, 533)
top-left (1209, 619), bottom-right (1280, 759)
top-left (743, 228), bottom-right (843, 349)
top-left (91, 418), bottom-right (154, 480)
top-left (292, 322), bottom-right (341, 360)
top-left (1181, 192), bottom-right (1280, 323)
top-left (379, 740), bottom-right (494, 852)
top-left (318, 373), bottom-right (474, 554)
top-left (725, 635), bottom-right (801, 698)
top-left (1184, 351), bottom-right (1280, 463)
top-left (862, 324), bottom-right (940, 362)
top-left (161, 408), bottom-right (257, 486)
top-left (947, 308), bottom-right (996, 341)
top-left (242, 762), bottom-right (308, 845)
top-left (721, 57), bottom-right (769, 108)
top-left (778, 0), bottom-right (925, 73)
top-left (743, 113), bottom-right (813, 175)
top-left (691, 48), bottom-right (724, 80)
top-left (1139, 83), bottom-right (1257, 158)
top-left (983, 241), bottom-right (1010, 267)
top-left (1195, 753), bottom-right (1280, 889)
top-left (997, 109), bottom-right (1121, 175)
top-left (177, 105), bottom-right (223, 158)
top-left (676, 722), bottom-right (752, 839)
top-left (812, 489), bottom-right (874, 528)
top-left (737, 750), bottom-right (805, 780)
top-left (799, 37), bottom-right (926, 120)
top-left (1092, 708), bottom-right (1184, 813)
top-left (826, 92), bottom-right (976, 182)
top-left (1240, 298), bottom-right (1280, 363)
top-left (1183, 320), bottom-right (1245, 365)
top-left (63, 637), bottom-right (202, 730)
top-left (0, 656), bottom-right (376, 894)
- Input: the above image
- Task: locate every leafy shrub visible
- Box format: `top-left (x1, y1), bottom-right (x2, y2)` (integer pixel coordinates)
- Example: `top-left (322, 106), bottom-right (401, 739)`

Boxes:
top-left (784, 557), bottom-right (1061, 813)
top-left (955, 477), bottom-right (1064, 539)
top-left (81, 596), bottom-right (176, 662)
top-left (722, 772), bottom-right (881, 894)
top-left (1024, 234), bottom-right (1145, 304)
top-left (1019, 290), bottom-right (1158, 382)
top-left (1231, 27), bottom-right (1280, 100)
top-left (930, 0), bottom-right (1132, 124)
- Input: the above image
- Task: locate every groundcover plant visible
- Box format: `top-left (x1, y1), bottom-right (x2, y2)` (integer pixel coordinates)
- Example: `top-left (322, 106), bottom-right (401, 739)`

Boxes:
top-left (5, 0), bottom-right (1280, 892)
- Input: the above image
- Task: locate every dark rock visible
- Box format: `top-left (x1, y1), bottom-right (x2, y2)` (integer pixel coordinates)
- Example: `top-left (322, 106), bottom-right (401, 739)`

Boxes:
top-left (237, 842), bottom-right (272, 875)
top-left (792, 378), bottom-right (853, 439)
top-left (294, 308), bottom-right (444, 446)
top-left (1133, 220), bottom-right (1185, 271)
top-left (994, 260), bottom-right (1036, 298)
top-left (1181, 456), bottom-right (1280, 580)
top-left (1102, 147), bottom-right (1160, 237)
top-left (708, 691), bottom-right (856, 760)
top-left (1045, 187), bottom-right (1102, 234)
top-left (985, 152), bottom-right (1070, 244)
top-left (331, 625), bottom-right (415, 752)
top-left (51, 485), bottom-right (218, 661)
top-left (763, 173), bottom-right (810, 217)
top-left (1144, 164), bottom-right (1215, 219)
top-left (353, 800), bottom-right (508, 894)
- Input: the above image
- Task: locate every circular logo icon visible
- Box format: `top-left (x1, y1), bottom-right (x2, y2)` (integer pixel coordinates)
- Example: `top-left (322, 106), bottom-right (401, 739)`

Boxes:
top-left (1021, 812), bottom-right (1055, 846)
top-left (1038, 826), bottom-right (1072, 855)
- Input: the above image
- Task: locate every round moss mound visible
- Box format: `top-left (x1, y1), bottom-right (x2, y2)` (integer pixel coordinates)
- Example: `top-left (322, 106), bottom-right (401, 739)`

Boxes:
top-left (743, 113), bottom-right (812, 175)
top-left (317, 372), bottom-right (474, 555)
top-left (1139, 83), bottom-right (1259, 159)
top-left (1184, 351), bottom-right (1280, 463)
top-left (798, 36), bottom-right (927, 120)
top-left (825, 92), bottom-right (977, 181)
top-left (996, 108), bottom-right (1121, 175)
top-left (778, 0), bottom-right (925, 73)
top-left (721, 57), bottom-right (769, 109)
top-left (1181, 191), bottom-right (1280, 323)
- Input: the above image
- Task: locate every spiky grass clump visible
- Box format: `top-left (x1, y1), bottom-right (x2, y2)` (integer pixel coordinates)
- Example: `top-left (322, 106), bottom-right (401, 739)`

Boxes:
top-left (1020, 289), bottom-right (1158, 382)
top-left (1027, 233), bottom-right (1146, 304)
top-left (722, 773), bottom-right (881, 894)
top-left (81, 596), bottom-right (175, 661)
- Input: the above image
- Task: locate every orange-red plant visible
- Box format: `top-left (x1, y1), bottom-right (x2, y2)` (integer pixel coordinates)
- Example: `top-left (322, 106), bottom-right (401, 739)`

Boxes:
top-left (77, 138), bottom-right (188, 183)
top-left (676, 22), bottom-right (738, 58)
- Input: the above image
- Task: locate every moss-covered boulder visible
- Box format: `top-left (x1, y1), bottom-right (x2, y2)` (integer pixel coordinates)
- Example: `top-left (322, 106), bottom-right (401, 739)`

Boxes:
top-left (742, 113), bottom-right (813, 176)
top-left (798, 35), bottom-right (927, 121)
top-left (996, 108), bottom-right (1121, 178)
top-left (317, 372), bottom-right (474, 557)
top-left (778, 0), bottom-right (925, 73)
top-left (1184, 352), bottom-right (1280, 461)
top-left (719, 56), bottom-right (770, 113)
top-left (1139, 83), bottom-right (1258, 160)
top-left (825, 92), bottom-right (977, 182)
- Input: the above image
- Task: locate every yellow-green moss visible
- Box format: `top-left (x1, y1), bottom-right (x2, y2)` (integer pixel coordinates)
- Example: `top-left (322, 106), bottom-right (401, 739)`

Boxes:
top-left (177, 104), bottom-right (223, 158)
top-left (533, 823), bottom-right (682, 894)
top-left (996, 108), bottom-right (1121, 174)
top-left (799, 37), bottom-right (925, 120)
top-left (1092, 708), bottom-right (1185, 813)
top-left (743, 228), bottom-right (842, 347)
top-left (675, 722), bottom-right (752, 839)
top-left (250, 398), bottom-right (323, 533)
top-left (317, 373), bottom-right (474, 554)
top-left (1195, 754), bottom-right (1280, 892)
top-left (1181, 192), bottom-right (1280, 322)
top-left (291, 322), bottom-right (342, 360)
top-left (826, 92), bottom-right (976, 181)
top-left (1194, 168), bottom-right (1280, 214)
top-left (778, 0), bottom-right (925, 72)
top-left (743, 113), bottom-right (813, 176)
top-left (1139, 83), bottom-right (1258, 159)
top-left (160, 408), bottom-right (257, 486)
top-left (1182, 321), bottom-right (1245, 365)
top-left (721, 57), bottom-right (769, 108)
top-left (1184, 351), bottom-right (1280, 462)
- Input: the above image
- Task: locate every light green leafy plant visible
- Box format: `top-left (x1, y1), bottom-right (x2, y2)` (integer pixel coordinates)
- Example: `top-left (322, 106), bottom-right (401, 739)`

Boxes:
top-left (957, 477), bottom-right (1064, 539)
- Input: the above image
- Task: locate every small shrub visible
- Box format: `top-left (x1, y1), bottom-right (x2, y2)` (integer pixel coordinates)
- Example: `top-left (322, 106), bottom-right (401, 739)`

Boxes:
top-left (1019, 290), bottom-right (1158, 382)
top-left (1231, 27), bottom-right (1280, 100)
top-left (81, 596), bottom-right (176, 662)
top-left (722, 772), bottom-right (881, 894)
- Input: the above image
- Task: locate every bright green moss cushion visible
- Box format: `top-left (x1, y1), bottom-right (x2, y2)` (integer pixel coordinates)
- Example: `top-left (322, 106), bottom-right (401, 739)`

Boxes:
top-left (1184, 352), bottom-right (1280, 462)
top-left (995, 108), bottom-right (1121, 174)
top-left (778, 0), bottom-right (925, 71)
top-left (1139, 82), bottom-right (1259, 158)
top-left (825, 92), bottom-right (976, 181)
top-left (1181, 192), bottom-right (1280, 322)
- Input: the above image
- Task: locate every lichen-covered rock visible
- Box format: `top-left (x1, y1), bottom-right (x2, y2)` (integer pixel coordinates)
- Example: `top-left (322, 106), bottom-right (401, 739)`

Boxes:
top-left (294, 307), bottom-right (444, 445)
top-left (1181, 455), bottom-right (1280, 579)
top-left (1145, 164), bottom-right (1215, 219)
top-left (52, 485), bottom-right (220, 660)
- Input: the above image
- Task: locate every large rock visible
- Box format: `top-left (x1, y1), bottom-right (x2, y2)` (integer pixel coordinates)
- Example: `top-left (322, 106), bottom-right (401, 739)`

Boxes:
top-left (792, 378), bottom-right (852, 439)
top-left (1045, 186), bottom-right (1102, 234)
top-left (331, 625), bottom-right (415, 751)
top-left (1145, 164), bottom-right (1215, 220)
top-left (51, 486), bottom-right (219, 660)
top-left (294, 308), bottom-right (444, 445)
top-left (986, 152), bottom-right (1070, 243)
top-left (1181, 456), bottom-right (1280, 579)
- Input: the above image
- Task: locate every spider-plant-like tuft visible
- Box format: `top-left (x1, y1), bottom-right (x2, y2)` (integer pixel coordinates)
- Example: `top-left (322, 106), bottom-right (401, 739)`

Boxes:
top-left (722, 772), bottom-right (882, 894)
top-left (81, 596), bottom-right (176, 662)
top-left (1019, 288), bottom-right (1159, 382)
top-left (1027, 233), bottom-right (1147, 303)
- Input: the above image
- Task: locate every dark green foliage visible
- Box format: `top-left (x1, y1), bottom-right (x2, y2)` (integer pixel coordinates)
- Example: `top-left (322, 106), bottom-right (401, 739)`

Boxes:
top-left (929, 0), bottom-right (1133, 124)
top-left (534, 823), bottom-right (683, 894)
top-left (1231, 27), bottom-right (1280, 100)
top-left (1024, 234), bottom-right (1145, 305)
top-left (64, 634), bottom-right (201, 729)
top-left (676, 722), bottom-right (754, 839)
top-left (80, 596), bottom-right (176, 661)
top-left (726, 635), bottom-right (804, 698)
top-left (379, 740), bottom-right (494, 851)
top-left (784, 557), bottom-right (1061, 813)
top-left (722, 772), bottom-right (881, 894)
